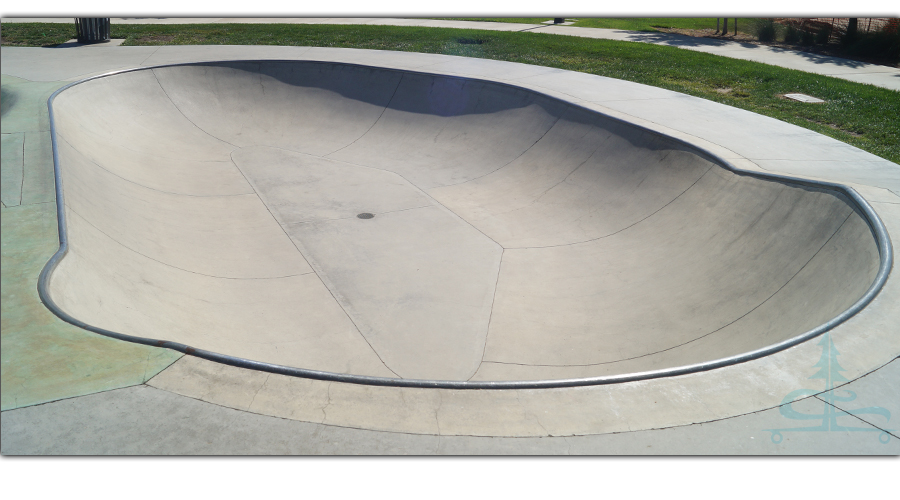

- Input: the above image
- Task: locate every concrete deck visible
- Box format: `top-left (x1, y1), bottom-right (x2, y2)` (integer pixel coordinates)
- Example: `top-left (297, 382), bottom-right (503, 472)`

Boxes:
top-left (5, 17), bottom-right (899, 91)
top-left (1, 43), bottom-right (898, 455)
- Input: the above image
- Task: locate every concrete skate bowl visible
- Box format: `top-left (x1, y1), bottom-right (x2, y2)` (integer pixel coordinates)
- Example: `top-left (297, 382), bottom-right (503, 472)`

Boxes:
top-left (41, 60), bottom-right (891, 389)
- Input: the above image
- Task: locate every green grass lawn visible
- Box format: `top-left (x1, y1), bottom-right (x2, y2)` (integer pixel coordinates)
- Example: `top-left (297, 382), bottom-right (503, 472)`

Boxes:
top-left (2, 22), bottom-right (897, 163)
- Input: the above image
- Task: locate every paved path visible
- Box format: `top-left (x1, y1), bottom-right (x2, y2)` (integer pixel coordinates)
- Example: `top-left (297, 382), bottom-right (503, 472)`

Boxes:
top-left (4, 17), bottom-right (899, 90)
top-left (1, 44), bottom-right (897, 455)
top-left (4, 363), bottom-right (897, 454)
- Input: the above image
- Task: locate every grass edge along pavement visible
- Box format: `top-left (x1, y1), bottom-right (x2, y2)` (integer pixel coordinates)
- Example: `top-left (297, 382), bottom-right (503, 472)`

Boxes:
top-left (2, 22), bottom-right (897, 164)
top-left (0, 76), bottom-right (183, 412)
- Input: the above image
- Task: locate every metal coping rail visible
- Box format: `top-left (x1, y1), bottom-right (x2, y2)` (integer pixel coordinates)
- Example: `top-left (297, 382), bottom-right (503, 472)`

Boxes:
top-left (38, 59), bottom-right (894, 390)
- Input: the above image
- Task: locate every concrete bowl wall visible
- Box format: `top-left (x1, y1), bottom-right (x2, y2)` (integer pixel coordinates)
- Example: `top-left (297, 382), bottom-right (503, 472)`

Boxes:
top-left (46, 61), bottom-right (883, 384)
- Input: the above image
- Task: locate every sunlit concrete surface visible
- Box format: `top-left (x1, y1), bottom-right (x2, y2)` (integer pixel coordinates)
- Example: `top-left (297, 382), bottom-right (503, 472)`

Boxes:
top-left (45, 60), bottom-right (883, 382)
top-left (3, 364), bottom-right (897, 455)
top-left (1, 44), bottom-right (897, 454)
top-left (5, 17), bottom-right (899, 91)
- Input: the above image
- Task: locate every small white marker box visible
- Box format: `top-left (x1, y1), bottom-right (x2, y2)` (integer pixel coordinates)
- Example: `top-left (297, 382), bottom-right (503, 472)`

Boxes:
top-left (784, 93), bottom-right (825, 103)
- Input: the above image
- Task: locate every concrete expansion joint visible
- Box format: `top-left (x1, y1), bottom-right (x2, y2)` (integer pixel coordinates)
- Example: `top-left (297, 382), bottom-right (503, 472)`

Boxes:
top-left (64, 206), bottom-right (314, 280)
top-left (324, 74), bottom-right (404, 158)
top-left (438, 113), bottom-right (565, 189)
top-left (137, 46), bottom-right (162, 68)
top-left (812, 394), bottom-right (899, 440)
top-left (467, 247), bottom-right (504, 382)
top-left (150, 68), bottom-right (240, 149)
top-left (58, 135), bottom-right (255, 197)
top-left (504, 164), bottom-right (714, 251)
top-left (17, 355), bottom-right (893, 441)
top-left (284, 140), bottom-right (509, 250)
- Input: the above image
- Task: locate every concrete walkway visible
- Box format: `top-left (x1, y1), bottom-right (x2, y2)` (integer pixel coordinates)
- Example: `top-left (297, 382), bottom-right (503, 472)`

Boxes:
top-left (1, 44), bottom-right (898, 455)
top-left (4, 17), bottom-right (899, 90)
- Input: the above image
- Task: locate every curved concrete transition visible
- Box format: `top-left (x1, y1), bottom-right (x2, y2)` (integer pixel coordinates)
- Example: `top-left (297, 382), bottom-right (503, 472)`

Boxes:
top-left (44, 60), bottom-right (889, 386)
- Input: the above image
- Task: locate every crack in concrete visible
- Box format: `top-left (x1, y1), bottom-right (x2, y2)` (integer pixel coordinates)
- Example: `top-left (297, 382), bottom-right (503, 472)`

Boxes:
top-left (141, 352), bottom-right (150, 383)
top-left (516, 391), bottom-right (549, 436)
top-left (247, 374), bottom-right (269, 411)
top-left (320, 382), bottom-right (333, 424)
top-left (434, 391), bottom-right (443, 436)
top-left (563, 435), bottom-right (572, 455)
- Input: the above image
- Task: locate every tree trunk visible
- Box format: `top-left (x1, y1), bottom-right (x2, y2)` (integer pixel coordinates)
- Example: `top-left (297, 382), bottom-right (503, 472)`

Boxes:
top-left (722, 18), bottom-right (729, 35)
top-left (847, 18), bottom-right (858, 37)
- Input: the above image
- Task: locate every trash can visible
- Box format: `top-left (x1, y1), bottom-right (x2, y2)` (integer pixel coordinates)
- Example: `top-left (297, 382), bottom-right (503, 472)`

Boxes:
top-left (74, 18), bottom-right (110, 43)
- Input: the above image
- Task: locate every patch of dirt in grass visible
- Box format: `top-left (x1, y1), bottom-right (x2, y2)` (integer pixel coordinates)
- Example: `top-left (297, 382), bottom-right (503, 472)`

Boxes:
top-left (132, 35), bottom-right (175, 44)
top-left (655, 27), bottom-right (758, 42)
top-left (800, 116), bottom-right (864, 137)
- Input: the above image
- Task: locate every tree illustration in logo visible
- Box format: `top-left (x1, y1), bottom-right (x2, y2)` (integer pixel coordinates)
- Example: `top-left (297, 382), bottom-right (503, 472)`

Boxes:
top-left (765, 332), bottom-right (892, 444)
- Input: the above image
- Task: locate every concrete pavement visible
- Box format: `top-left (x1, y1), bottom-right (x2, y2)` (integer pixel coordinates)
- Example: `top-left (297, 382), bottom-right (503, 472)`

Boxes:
top-left (1, 43), bottom-right (897, 454)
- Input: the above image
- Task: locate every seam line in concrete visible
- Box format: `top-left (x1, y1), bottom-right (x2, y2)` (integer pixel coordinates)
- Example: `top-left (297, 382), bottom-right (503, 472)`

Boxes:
top-left (435, 112), bottom-right (564, 189)
top-left (150, 67), bottom-right (241, 149)
top-left (225, 150), bottom-right (403, 379)
top-left (505, 164), bottom-right (714, 250)
top-left (518, 25), bottom-right (549, 32)
top-left (64, 206), bottom-right (314, 280)
top-left (813, 394), bottom-right (899, 440)
top-left (137, 374), bottom-right (847, 438)
top-left (485, 210), bottom-right (855, 367)
top-left (324, 73), bottom-right (404, 158)
top-left (17, 130), bottom-right (25, 206)
top-left (138, 46), bottom-right (162, 67)
top-left (0, 381), bottom-right (152, 413)
top-left (57, 134), bottom-right (256, 198)
top-left (270, 142), bottom-right (508, 250)
top-left (467, 247), bottom-right (504, 382)
top-left (5, 199), bottom-right (56, 208)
